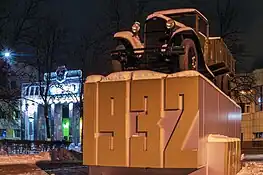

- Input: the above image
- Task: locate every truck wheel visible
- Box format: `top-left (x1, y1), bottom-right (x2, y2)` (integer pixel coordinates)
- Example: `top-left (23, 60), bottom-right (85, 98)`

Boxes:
top-left (112, 59), bottom-right (123, 72)
top-left (179, 39), bottom-right (198, 71)
top-left (111, 45), bottom-right (126, 72)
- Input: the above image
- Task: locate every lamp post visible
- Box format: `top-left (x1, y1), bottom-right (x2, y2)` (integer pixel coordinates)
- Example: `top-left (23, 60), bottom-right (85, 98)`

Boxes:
top-left (1, 49), bottom-right (15, 66)
top-left (1, 49), bottom-right (12, 59)
top-left (3, 51), bottom-right (11, 58)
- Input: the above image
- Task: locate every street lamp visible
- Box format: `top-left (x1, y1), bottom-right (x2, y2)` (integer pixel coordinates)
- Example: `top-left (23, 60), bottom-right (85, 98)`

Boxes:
top-left (3, 51), bottom-right (11, 58)
top-left (1, 49), bottom-right (16, 65)
top-left (1, 49), bottom-right (12, 58)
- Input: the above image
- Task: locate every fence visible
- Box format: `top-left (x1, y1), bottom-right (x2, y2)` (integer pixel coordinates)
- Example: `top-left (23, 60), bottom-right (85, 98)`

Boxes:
top-left (0, 139), bottom-right (71, 155)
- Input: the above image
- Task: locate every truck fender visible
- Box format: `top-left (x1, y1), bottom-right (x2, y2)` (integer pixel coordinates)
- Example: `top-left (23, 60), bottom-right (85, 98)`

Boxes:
top-left (114, 31), bottom-right (144, 53)
top-left (170, 27), bottom-right (214, 78)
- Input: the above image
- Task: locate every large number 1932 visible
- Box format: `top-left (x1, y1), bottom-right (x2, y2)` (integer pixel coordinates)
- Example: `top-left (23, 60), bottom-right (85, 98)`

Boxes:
top-left (83, 74), bottom-right (199, 169)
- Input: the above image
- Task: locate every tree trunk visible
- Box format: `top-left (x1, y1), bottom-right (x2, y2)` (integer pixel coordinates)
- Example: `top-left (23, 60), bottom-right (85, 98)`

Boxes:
top-left (44, 105), bottom-right (51, 141)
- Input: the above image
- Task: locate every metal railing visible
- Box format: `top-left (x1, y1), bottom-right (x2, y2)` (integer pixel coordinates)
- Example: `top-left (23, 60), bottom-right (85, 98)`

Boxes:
top-left (0, 139), bottom-right (71, 155)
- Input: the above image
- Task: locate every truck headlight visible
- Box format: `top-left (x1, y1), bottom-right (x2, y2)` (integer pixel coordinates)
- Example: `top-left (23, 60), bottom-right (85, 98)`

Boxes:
top-left (132, 21), bottom-right (140, 34)
top-left (166, 19), bottom-right (175, 29)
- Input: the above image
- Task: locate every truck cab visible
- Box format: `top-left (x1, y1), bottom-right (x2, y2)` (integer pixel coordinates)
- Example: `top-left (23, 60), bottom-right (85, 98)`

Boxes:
top-left (111, 8), bottom-right (235, 81)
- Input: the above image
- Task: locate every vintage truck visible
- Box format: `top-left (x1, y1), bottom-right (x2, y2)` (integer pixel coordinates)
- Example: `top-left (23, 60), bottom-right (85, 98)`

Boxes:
top-left (82, 9), bottom-right (241, 175)
top-left (111, 8), bottom-right (235, 82)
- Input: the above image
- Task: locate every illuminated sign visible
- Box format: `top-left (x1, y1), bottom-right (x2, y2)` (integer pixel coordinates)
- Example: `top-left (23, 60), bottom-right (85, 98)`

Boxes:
top-left (62, 118), bottom-right (70, 138)
top-left (49, 83), bottom-right (80, 96)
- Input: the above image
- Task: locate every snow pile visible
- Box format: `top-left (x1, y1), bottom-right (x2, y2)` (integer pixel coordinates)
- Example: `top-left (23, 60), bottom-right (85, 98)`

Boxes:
top-left (243, 154), bottom-right (263, 160)
top-left (132, 70), bottom-right (167, 80)
top-left (103, 71), bottom-right (132, 81)
top-left (68, 143), bottom-right (82, 153)
top-left (17, 171), bottom-right (48, 175)
top-left (50, 148), bottom-right (80, 161)
top-left (167, 70), bottom-right (200, 78)
top-left (237, 162), bottom-right (263, 175)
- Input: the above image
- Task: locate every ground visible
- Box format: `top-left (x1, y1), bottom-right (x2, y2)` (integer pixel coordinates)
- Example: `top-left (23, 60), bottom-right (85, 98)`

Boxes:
top-left (0, 164), bottom-right (48, 175)
top-left (0, 163), bottom-right (89, 175)
top-left (1, 153), bottom-right (263, 175)
top-left (238, 162), bottom-right (263, 175)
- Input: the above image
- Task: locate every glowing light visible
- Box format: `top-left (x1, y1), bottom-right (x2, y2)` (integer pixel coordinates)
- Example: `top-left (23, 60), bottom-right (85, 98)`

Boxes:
top-left (1, 49), bottom-right (13, 58)
top-left (228, 112), bottom-right (242, 120)
top-left (63, 122), bottom-right (69, 129)
top-left (51, 104), bottom-right (55, 110)
top-left (1, 49), bottom-right (16, 65)
top-left (4, 52), bottom-right (10, 57)
top-left (69, 103), bottom-right (73, 111)
top-left (27, 102), bottom-right (36, 116)
top-left (29, 118), bottom-right (34, 122)
top-left (49, 83), bottom-right (79, 95)
top-left (240, 90), bottom-right (246, 95)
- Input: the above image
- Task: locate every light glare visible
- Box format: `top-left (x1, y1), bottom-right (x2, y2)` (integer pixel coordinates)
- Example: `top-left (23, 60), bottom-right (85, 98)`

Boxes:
top-left (4, 52), bottom-right (10, 57)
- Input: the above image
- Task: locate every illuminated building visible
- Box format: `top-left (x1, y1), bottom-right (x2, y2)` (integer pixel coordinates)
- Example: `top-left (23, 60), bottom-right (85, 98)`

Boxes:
top-left (21, 66), bottom-right (82, 143)
top-left (235, 69), bottom-right (263, 141)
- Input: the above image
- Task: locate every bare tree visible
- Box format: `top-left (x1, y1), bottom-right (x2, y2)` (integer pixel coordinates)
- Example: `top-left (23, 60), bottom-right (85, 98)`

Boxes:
top-left (230, 73), bottom-right (259, 104)
top-left (129, 0), bottom-right (152, 23)
top-left (104, 0), bottom-right (153, 34)
top-left (0, 0), bottom-right (46, 122)
top-left (66, 31), bottom-right (111, 147)
top-left (0, 0), bottom-right (11, 47)
top-left (24, 17), bottom-right (67, 140)
top-left (213, 0), bottom-right (246, 58)
top-left (105, 0), bottom-right (122, 33)
top-left (0, 0), bottom-right (46, 48)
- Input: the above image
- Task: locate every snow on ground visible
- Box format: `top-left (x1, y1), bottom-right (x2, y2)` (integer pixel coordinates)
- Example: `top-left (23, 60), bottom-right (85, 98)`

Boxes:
top-left (68, 143), bottom-right (82, 153)
top-left (0, 164), bottom-right (48, 175)
top-left (0, 152), bottom-right (51, 165)
top-left (237, 162), bottom-right (263, 175)
top-left (243, 154), bottom-right (263, 160)
top-left (237, 154), bottom-right (263, 175)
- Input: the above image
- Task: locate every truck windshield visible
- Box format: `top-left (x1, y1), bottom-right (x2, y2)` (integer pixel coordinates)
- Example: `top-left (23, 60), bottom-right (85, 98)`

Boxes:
top-left (167, 13), bottom-right (208, 36)
top-left (167, 14), bottom-right (196, 29)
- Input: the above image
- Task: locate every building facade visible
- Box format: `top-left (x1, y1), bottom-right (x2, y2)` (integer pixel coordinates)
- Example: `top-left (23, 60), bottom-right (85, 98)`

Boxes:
top-left (239, 69), bottom-right (263, 141)
top-left (21, 66), bottom-right (82, 143)
top-left (0, 62), bottom-right (35, 140)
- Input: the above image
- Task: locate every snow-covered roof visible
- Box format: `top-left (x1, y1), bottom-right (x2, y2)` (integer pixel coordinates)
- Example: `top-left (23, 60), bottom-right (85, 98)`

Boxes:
top-left (85, 70), bottom-right (240, 108)
top-left (151, 8), bottom-right (208, 23)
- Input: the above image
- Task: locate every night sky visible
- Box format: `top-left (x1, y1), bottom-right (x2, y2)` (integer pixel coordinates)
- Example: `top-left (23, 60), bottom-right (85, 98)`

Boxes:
top-left (4, 0), bottom-right (263, 73)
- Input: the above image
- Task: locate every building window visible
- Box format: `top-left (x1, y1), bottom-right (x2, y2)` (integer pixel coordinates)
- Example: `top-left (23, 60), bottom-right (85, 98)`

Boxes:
top-left (40, 86), bottom-right (45, 95)
top-left (14, 129), bottom-right (21, 138)
top-left (258, 86), bottom-right (263, 111)
top-left (29, 121), bottom-right (33, 135)
top-left (239, 103), bottom-right (251, 113)
top-left (254, 132), bottom-right (263, 139)
top-left (245, 104), bottom-right (251, 113)
top-left (0, 129), bottom-right (6, 138)
top-left (25, 87), bottom-right (30, 96)
top-left (35, 87), bottom-right (39, 95)
top-left (62, 104), bottom-right (69, 118)
top-left (29, 87), bottom-right (35, 96)
top-left (239, 103), bottom-right (246, 113)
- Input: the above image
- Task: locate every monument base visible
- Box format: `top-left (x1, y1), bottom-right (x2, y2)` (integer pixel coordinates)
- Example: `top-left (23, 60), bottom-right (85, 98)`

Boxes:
top-left (88, 166), bottom-right (206, 175)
